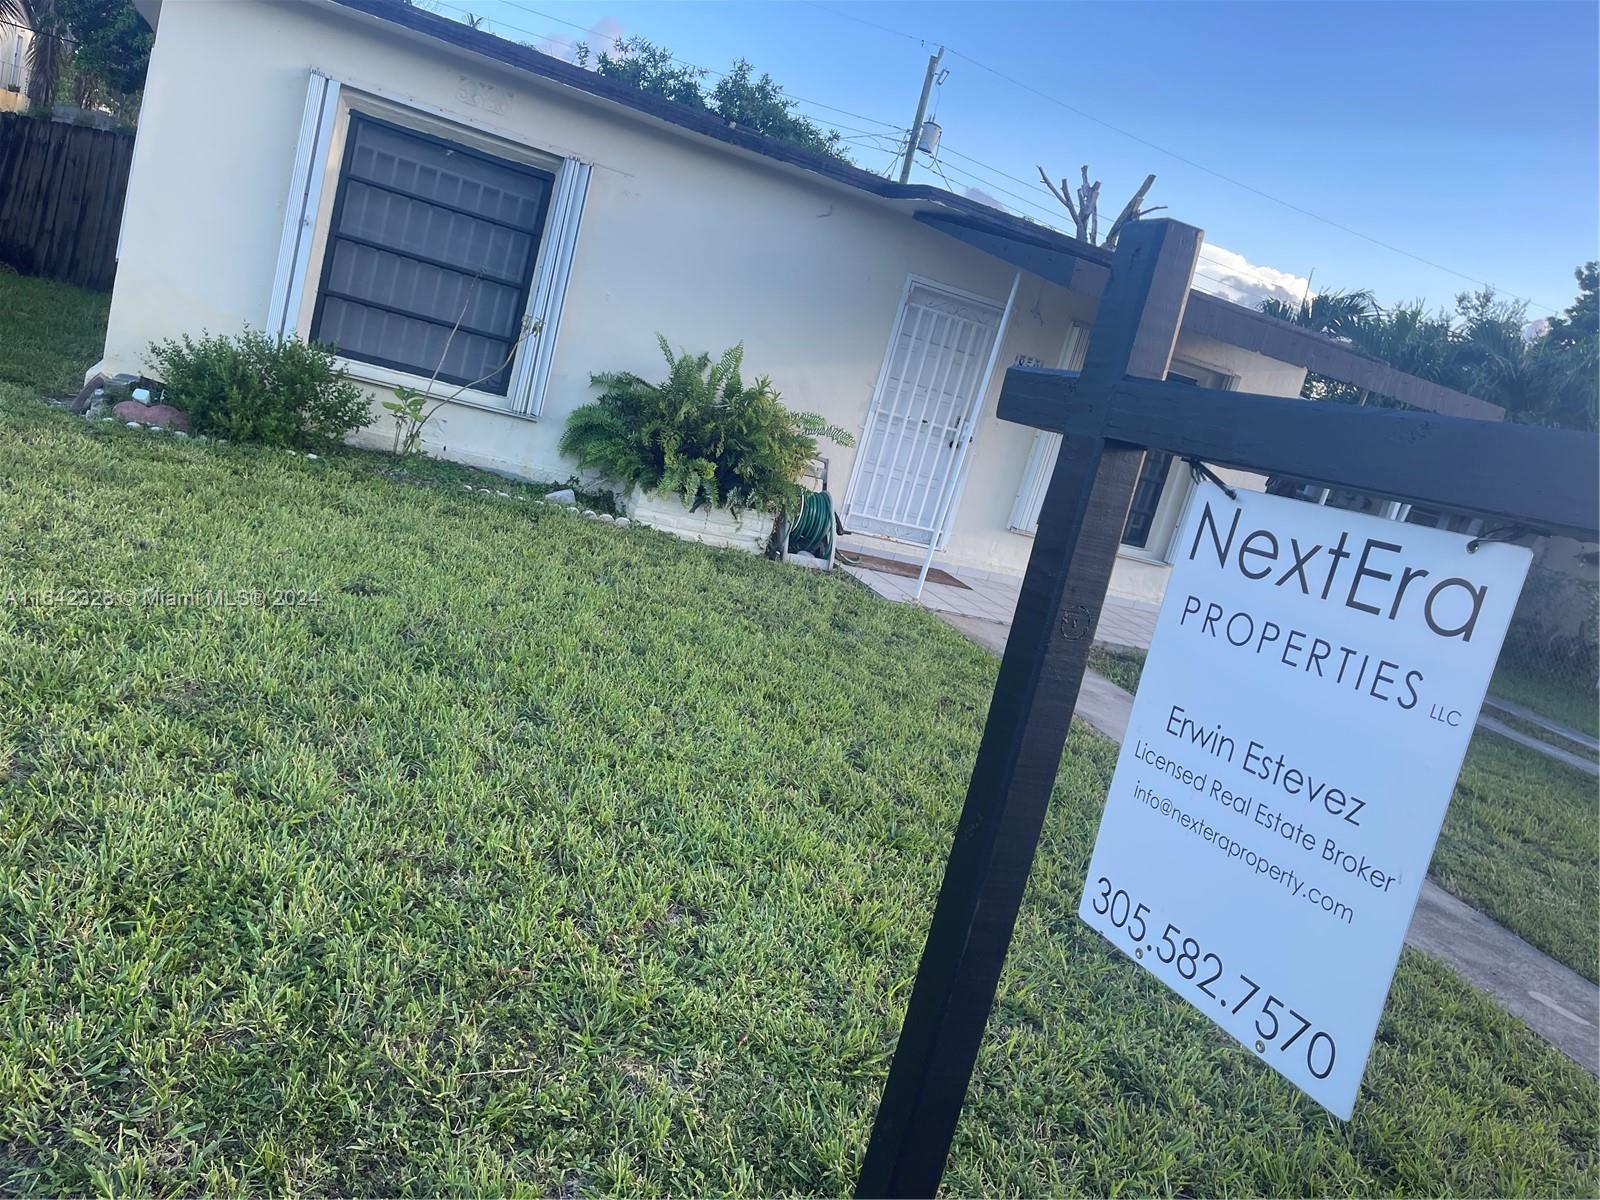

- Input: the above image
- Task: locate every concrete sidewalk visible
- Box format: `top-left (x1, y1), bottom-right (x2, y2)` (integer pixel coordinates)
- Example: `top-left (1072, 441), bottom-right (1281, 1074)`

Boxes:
top-left (939, 611), bottom-right (1600, 1077)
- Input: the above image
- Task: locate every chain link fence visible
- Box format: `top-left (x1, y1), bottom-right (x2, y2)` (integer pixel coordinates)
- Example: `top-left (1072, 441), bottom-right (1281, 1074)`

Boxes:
top-left (1486, 532), bottom-right (1599, 756)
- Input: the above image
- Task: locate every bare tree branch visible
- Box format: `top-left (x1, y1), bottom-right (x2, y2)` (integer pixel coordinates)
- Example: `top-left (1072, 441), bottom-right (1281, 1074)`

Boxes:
top-left (1103, 173), bottom-right (1158, 249)
top-left (1037, 162), bottom-right (1159, 247)
top-left (1037, 165), bottom-right (1078, 224)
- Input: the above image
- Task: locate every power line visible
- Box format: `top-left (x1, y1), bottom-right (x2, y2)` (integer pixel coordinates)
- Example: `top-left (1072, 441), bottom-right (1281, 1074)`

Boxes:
top-left (934, 144), bottom-right (1315, 293)
top-left (488, 1), bottom-right (904, 131)
top-left (936, 141), bottom-right (1323, 294)
top-left (1, 17), bottom-right (76, 46)
top-left (803, 1), bottom-right (1559, 313)
top-left (443, 3), bottom-right (1358, 304)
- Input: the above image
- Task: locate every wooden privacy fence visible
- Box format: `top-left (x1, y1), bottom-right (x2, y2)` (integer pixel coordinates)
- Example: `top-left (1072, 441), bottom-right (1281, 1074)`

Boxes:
top-left (0, 114), bottom-right (133, 291)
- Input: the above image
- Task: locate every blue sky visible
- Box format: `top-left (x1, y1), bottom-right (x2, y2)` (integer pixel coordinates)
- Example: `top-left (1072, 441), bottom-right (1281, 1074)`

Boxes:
top-left (447, 1), bottom-right (1598, 319)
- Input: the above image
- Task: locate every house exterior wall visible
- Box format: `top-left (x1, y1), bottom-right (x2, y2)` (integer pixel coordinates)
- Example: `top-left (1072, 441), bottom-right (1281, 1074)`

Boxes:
top-left (102, 0), bottom-right (1306, 597)
top-left (0, 20), bottom-right (31, 109)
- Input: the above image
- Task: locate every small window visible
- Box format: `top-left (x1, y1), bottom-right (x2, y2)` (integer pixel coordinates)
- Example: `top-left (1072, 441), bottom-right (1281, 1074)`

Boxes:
top-left (1120, 368), bottom-right (1204, 549)
top-left (311, 114), bottom-right (554, 394)
top-left (1122, 449), bottom-right (1175, 548)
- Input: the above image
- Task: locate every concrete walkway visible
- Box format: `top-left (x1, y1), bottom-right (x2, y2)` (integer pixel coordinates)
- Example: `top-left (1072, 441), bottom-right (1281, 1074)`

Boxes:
top-left (1477, 715), bottom-right (1599, 777)
top-left (1479, 696), bottom-right (1600, 777)
top-left (1485, 696), bottom-right (1600, 754)
top-left (938, 611), bottom-right (1600, 1076)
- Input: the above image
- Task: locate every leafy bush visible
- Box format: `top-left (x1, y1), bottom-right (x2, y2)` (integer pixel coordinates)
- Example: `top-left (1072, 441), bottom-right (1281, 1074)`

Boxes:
top-left (146, 330), bottom-right (368, 451)
top-left (560, 337), bottom-right (853, 516)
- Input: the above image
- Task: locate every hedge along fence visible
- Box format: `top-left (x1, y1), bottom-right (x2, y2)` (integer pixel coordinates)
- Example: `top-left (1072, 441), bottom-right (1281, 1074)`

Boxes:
top-left (0, 114), bottom-right (134, 291)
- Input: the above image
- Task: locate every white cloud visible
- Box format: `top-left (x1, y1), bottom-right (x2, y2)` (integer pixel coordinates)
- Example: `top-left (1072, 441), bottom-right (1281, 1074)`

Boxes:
top-left (1192, 243), bottom-right (1312, 311)
top-left (960, 185), bottom-right (1008, 212)
top-left (534, 16), bottom-right (625, 64)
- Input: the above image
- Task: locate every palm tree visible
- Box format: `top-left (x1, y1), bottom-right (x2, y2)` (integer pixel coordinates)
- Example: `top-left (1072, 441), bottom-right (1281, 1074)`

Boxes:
top-left (0, 0), bottom-right (62, 108)
top-left (1258, 288), bottom-right (1376, 341)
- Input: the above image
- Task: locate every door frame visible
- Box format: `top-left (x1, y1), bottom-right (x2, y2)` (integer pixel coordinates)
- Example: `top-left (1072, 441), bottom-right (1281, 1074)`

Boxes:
top-left (842, 273), bottom-right (1009, 546)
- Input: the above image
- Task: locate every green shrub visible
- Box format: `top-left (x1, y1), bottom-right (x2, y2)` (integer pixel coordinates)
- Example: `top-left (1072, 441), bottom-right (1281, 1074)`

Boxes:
top-left (559, 336), bottom-right (853, 516)
top-left (146, 330), bottom-right (369, 451)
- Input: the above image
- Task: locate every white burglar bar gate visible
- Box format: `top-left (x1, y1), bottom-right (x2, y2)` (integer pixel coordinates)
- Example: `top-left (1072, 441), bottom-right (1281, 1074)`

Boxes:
top-left (842, 279), bottom-right (1011, 546)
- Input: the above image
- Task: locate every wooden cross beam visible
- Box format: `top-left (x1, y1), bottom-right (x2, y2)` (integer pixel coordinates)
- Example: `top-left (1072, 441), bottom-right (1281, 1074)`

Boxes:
top-left (999, 370), bottom-right (1599, 539)
top-left (855, 217), bottom-right (1599, 1200)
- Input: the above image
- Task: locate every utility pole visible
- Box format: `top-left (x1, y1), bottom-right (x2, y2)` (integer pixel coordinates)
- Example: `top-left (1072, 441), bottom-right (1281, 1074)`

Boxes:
top-left (899, 46), bottom-right (944, 184)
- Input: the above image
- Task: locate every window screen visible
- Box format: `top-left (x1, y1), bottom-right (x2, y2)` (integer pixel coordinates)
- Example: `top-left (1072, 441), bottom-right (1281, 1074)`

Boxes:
top-left (311, 114), bottom-right (554, 394)
top-left (1121, 449), bottom-right (1175, 548)
top-left (1120, 369), bottom-right (1200, 548)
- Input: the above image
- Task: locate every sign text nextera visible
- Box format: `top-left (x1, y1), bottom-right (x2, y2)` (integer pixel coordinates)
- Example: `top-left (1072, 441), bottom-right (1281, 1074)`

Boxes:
top-left (1173, 500), bottom-right (1497, 722)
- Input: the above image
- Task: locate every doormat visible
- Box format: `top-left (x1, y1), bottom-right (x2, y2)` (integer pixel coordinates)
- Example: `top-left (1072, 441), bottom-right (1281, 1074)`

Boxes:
top-left (840, 551), bottom-right (971, 590)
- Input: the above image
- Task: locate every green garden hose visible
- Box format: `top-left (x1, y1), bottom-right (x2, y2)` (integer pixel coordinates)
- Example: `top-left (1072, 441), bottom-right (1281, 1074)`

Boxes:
top-left (787, 489), bottom-right (835, 560)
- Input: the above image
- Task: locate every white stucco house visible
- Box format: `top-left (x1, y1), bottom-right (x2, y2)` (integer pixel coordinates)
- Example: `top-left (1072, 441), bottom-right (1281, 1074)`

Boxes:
top-left (0, 11), bottom-right (32, 111)
top-left (102, 0), bottom-right (1498, 603)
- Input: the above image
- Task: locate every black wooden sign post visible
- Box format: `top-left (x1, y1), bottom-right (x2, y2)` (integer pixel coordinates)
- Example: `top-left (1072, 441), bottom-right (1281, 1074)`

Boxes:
top-left (855, 219), bottom-right (1599, 1199)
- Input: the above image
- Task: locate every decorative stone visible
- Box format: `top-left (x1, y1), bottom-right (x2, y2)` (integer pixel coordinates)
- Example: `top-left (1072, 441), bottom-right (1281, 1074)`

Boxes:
top-left (614, 517), bottom-right (631, 528)
top-left (125, 421), bottom-right (142, 429)
top-left (305, 453), bottom-right (319, 460)
top-left (545, 488), bottom-right (577, 505)
top-left (131, 387), bottom-right (152, 403)
top-left (112, 400), bottom-right (189, 431)
top-left (496, 490), bottom-right (510, 498)
top-left (599, 513), bottom-right (616, 523)
top-left (71, 374), bottom-right (108, 414)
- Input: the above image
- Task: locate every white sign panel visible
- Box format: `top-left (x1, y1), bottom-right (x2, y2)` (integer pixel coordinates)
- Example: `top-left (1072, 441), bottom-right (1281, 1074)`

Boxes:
top-left (1079, 487), bottom-right (1531, 1118)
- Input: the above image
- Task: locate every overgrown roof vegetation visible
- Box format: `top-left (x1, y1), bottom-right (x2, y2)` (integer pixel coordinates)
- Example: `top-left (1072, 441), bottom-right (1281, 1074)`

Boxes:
top-left (571, 35), bottom-right (852, 162)
top-left (0, 273), bottom-right (1596, 1194)
top-left (1260, 262), bottom-right (1599, 430)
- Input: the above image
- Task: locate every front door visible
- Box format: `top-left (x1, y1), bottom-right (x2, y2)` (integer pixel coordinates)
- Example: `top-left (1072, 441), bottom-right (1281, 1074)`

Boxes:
top-left (843, 281), bottom-right (1003, 544)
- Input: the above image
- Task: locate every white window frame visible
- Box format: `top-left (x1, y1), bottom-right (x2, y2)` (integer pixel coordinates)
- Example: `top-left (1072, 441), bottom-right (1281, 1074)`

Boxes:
top-left (1007, 320), bottom-right (1091, 533)
top-left (267, 70), bottom-right (590, 420)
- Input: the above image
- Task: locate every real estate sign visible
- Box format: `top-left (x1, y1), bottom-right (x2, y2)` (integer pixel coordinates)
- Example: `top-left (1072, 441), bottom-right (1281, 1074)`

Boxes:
top-left (1078, 487), bottom-right (1531, 1118)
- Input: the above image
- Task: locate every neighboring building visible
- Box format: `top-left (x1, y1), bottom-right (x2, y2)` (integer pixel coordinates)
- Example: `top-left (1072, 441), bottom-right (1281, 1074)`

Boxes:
top-left (0, 11), bottom-right (31, 112)
top-left (103, 0), bottom-right (1499, 603)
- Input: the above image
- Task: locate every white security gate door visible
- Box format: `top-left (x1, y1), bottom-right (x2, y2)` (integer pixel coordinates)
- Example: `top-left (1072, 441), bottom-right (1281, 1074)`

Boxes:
top-left (844, 282), bottom-right (1004, 544)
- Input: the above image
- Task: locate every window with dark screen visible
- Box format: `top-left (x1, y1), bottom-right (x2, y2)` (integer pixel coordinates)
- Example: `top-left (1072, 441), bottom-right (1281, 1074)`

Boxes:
top-left (311, 114), bottom-right (554, 394)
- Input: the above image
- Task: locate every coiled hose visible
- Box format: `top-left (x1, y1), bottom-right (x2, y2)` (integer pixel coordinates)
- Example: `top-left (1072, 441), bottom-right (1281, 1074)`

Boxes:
top-left (787, 489), bottom-right (835, 560)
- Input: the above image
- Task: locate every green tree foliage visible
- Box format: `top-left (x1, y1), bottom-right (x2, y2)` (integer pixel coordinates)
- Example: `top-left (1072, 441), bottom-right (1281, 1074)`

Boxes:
top-left (1259, 267), bottom-right (1598, 430)
top-left (1258, 288), bottom-right (1377, 342)
top-left (0, 0), bottom-right (148, 117)
top-left (709, 59), bottom-right (846, 158)
top-left (584, 36), bottom-right (707, 108)
top-left (52, 0), bottom-right (150, 98)
top-left (574, 36), bottom-right (848, 161)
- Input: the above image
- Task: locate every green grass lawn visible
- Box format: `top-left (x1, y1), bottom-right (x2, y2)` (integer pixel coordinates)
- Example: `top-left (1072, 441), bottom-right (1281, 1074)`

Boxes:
top-left (1, 276), bottom-right (1597, 1195)
top-left (1430, 736), bottom-right (1600, 984)
top-left (1081, 644), bottom-right (1600, 983)
top-left (1086, 643), bottom-right (1148, 695)
top-left (0, 271), bottom-right (111, 402)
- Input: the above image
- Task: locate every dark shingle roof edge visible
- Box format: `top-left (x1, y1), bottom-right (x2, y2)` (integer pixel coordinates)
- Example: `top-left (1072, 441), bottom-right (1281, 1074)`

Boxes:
top-left (325, 0), bottom-right (1113, 263)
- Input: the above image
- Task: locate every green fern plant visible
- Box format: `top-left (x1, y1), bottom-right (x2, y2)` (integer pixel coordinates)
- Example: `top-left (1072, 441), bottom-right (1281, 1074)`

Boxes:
top-left (560, 336), bottom-right (854, 517)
